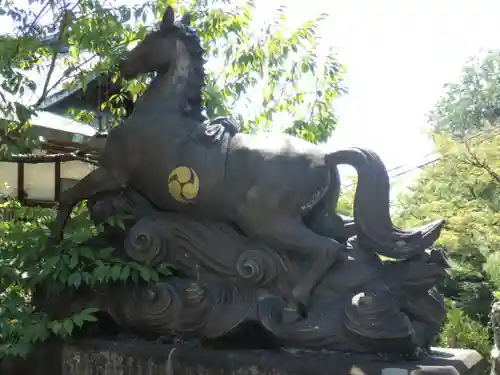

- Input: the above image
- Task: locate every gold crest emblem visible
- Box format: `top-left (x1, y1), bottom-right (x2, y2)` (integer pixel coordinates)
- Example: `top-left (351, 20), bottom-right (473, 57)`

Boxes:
top-left (168, 166), bottom-right (199, 203)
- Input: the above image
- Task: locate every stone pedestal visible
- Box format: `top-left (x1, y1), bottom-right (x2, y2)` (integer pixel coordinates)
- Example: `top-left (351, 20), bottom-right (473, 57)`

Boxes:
top-left (4, 339), bottom-right (486, 375)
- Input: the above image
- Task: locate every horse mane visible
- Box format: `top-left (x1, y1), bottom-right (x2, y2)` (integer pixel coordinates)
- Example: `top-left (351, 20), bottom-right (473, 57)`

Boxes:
top-left (165, 23), bottom-right (206, 123)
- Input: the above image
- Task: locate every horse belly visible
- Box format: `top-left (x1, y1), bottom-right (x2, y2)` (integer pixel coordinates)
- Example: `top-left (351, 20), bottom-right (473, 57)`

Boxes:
top-left (227, 136), bottom-right (330, 215)
top-left (272, 161), bottom-right (331, 214)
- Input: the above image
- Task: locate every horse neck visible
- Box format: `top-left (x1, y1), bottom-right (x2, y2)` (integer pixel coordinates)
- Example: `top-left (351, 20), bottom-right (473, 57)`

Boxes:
top-left (131, 39), bottom-right (200, 125)
top-left (132, 73), bottom-right (182, 116)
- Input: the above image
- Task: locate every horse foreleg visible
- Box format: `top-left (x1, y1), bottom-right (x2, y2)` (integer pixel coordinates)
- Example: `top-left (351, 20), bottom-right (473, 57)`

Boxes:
top-left (49, 167), bottom-right (126, 245)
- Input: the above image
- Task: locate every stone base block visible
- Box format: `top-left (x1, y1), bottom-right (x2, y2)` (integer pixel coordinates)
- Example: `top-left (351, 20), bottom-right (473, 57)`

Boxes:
top-left (3, 339), bottom-right (486, 375)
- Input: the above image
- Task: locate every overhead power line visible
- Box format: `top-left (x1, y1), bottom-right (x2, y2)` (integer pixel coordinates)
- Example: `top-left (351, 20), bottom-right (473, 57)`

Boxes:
top-left (339, 125), bottom-right (500, 194)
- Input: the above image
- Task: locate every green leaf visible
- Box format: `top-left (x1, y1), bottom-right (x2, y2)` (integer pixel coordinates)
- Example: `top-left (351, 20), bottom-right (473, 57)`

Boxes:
top-left (62, 320), bottom-right (74, 335)
top-left (68, 272), bottom-right (82, 288)
top-left (120, 266), bottom-right (131, 280)
top-left (78, 247), bottom-right (94, 259)
top-left (157, 264), bottom-right (172, 276)
top-left (110, 264), bottom-right (122, 281)
top-left (68, 254), bottom-right (79, 269)
top-left (98, 248), bottom-right (114, 259)
top-left (93, 264), bottom-right (110, 282)
top-left (51, 321), bottom-right (62, 335)
top-left (138, 266), bottom-right (152, 282)
top-left (72, 314), bottom-right (84, 328)
top-left (79, 308), bottom-right (99, 322)
top-left (44, 255), bottom-right (61, 269)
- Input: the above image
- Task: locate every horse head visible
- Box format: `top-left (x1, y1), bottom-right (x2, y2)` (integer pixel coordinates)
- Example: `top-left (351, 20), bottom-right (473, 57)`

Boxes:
top-left (118, 6), bottom-right (205, 120)
top-left (119, 6), bottom-right (193, 78)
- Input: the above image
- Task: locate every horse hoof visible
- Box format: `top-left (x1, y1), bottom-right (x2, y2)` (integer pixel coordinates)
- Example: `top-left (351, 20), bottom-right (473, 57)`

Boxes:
top-left (290, 288), bottom-right (310, 312)
top-left (283, 303), bottom-right (307, 323)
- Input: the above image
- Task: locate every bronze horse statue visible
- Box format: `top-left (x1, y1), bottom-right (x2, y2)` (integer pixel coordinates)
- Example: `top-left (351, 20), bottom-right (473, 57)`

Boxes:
top-left (49, 6), bottom-right (443, 311)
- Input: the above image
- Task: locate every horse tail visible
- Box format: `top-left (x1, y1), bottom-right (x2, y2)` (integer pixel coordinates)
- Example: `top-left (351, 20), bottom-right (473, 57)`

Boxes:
top-left (325, 147), bottom-right (445, 259)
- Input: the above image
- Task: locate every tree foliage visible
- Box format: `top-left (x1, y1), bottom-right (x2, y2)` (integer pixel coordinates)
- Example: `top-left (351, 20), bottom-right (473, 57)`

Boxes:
top-left (0, 200), bottom-right (170, 358)
top-left (439, 300), bottom-right (491, 357)
top-left (336, 176), bottom-right (355, 217)
top-left (0, 0), bottom-right (345, 147)
top-left (428, 50), bottom-right (500, 140)
top-left (395, 131), bottom-right (499, 346)
top-left (0, 0), bottom-right (346, 359)
top-left (406, 48), bottom-right (500, 352)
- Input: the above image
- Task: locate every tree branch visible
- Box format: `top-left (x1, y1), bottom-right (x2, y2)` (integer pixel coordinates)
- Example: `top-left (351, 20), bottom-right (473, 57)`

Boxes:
top-left (467, 185), bottom-right (478, 199)
top-left (36, 35), bottom-right (131, 107)
top-left (33, 10), bottom-right (71, 107)
top-left (42, 54), bottom-right (98, 97)
top-left (24, 0), bottom-right (51, 35)
top-left (463, 141), bottom-right (500, 184)
top-left (33, 0), bottom-right (87, 107)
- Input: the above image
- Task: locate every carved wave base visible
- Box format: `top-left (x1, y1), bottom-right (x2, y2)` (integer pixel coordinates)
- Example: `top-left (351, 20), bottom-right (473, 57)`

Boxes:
top-left (41, 188), bottom-right (449, 357)
top-left (61, 276), bottom-right (445, 356)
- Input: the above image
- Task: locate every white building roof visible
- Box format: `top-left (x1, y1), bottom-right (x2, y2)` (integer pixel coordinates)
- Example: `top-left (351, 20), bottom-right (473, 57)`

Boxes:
top-left (0, 51), bottom-right (100, 138)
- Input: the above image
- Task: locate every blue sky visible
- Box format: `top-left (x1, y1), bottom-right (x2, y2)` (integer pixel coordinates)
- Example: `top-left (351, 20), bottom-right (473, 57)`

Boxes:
top-left (2, 0), bottom-right (500, 187)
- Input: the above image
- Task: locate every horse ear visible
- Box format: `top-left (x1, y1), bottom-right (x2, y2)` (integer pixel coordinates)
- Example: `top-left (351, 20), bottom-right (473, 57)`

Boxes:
top-left (180, 11), bottom-right (191, 26)
top-left (161, 6), bottom-right (175, 30)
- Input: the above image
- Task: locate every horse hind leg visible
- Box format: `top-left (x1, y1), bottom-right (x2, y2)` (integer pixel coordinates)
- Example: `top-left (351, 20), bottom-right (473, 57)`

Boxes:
top-left (303, 171), bottom-right (356, 243)
top-left (304, 201), bottom-right (352, 242)
top-left (49, 167), bottom-right (126, 245)
top-left (237, 210), bottom-right (346, 311)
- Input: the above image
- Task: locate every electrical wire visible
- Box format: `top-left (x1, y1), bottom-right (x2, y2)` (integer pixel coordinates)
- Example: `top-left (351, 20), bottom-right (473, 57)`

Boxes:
top-left (339, 125), bottom-right (500, 194)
